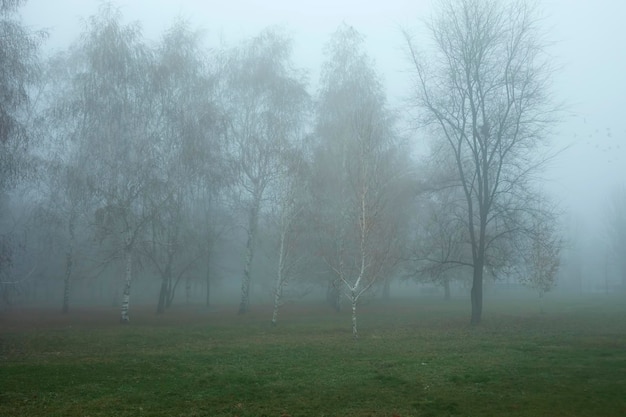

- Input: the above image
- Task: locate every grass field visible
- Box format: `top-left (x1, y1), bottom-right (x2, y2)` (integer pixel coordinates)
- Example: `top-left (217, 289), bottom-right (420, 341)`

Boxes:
top-left (1, 296), bottom-right (626, 416)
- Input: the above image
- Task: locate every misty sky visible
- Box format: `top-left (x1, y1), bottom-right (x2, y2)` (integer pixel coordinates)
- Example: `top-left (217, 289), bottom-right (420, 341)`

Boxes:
top-left (21, 0), bottom-right (626, 235)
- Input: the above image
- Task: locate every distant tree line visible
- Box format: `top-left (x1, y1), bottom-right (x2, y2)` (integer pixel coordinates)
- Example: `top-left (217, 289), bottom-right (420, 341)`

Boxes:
top-left (1, 0), bottom-right (585, 333)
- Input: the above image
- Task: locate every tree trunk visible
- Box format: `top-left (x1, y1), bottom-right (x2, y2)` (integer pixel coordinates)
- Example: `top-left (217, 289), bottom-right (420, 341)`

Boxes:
top-left (271, 284), bottom-right (282, 327)
top-left (443, 278), bottom-right (451, 301)
top-left (165, 273), bottom-right (175, 308)
top-left (326, 279), bottom-right (341, 312)
top-left (382, 278), bottom-right (391, 300)
top-left (156, 276), bottom-right (168, 314)
top-left (351, 292), bottom-right (358, 340)
top-left (120, 247), bottom-right (132, 323)
top-left (62, 252), bottom-right (72, 313)
top-left (238, 232), bottom-right (254, 314)
top-left (205, 247), bottom-right (211, 307)
top-left (185, 276), bottom-right (191, 305)
top-left (470, 258), bottom-right (484, 325)
top-left (62, 220), bottom-right (75, 314)
top-left (271, 229), bottom-right (287, 326)
top-left (239, 196), bottom-right (260, 314)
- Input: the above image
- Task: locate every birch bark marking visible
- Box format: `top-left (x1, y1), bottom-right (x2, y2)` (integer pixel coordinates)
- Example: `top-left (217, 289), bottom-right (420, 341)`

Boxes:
top-left (120, 242), bottom-right (132, 323)
top-left (351, 291), bottom-right (358, 340)
top-left (239, 192), bottom-right (261, 314)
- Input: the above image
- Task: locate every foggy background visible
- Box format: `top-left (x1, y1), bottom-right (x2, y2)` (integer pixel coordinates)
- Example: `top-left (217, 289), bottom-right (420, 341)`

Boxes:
top-left (8, 0), bottom-right (626, 309)
top-left (22, 0), bottom-right (624, 228)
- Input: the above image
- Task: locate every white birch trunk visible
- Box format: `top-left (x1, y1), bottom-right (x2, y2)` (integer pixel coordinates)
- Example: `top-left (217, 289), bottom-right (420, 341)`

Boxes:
top-left (271, 227), bottom-right (286, 326)
top-left (239, 193), bottom-right (261, 314)
top-left (120, 245), bottom-right (132, 323)
top-left (239, 231), bottom-right (254, 314)
top-left (271, 280), bottom-right (282, 327)
top-left (351, 291), bottom-right (358, 339)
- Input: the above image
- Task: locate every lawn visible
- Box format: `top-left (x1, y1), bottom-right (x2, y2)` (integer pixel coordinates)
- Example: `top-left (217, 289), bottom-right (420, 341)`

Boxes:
top-left (1, 296), bottom-right (625, 416)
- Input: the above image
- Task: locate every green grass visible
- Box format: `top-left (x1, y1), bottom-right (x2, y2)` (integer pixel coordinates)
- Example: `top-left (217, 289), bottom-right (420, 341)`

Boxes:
top-left (1, 296), bottom-right (626, 416)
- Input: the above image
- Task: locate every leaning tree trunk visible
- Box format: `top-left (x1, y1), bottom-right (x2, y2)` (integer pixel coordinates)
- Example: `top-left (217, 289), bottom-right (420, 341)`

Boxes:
top-left (271, 230), bottom-right (287, 327)
top-left (156, 275), bottom-right (168, 314)
top-left (120, 245), bottom-right (133, 323)
top-left (238, 230), bottom-right (255, 314)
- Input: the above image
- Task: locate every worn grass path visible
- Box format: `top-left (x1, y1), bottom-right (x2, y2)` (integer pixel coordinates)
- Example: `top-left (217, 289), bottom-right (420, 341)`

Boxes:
top-left (1, 296), bottom-right (626, 416)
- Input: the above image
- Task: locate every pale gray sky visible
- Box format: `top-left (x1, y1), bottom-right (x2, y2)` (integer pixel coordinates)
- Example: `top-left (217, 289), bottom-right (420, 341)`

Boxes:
top-left (21, 0), bottom-right (626, 230)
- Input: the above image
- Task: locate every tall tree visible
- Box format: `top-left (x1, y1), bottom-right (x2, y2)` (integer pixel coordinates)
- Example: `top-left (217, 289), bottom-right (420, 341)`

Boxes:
top-left (65, 5), bottom-right (159, 323)
top-left (314, 25), bottom-right (405, 338)
top-left (405, 0), bottom-right (560, 324)
top-left (34, 48), bottom-right (96, 314)
top-left (0, 0), bottom-right (45, 294)
top-left (0, 0), bottom-right (44, 189)
top-left (222, 28), bottom-right (309, 314)
top-left (268, 149), bottom-right (311, 326)
top-left (141, 20), bottom-right (222, 314)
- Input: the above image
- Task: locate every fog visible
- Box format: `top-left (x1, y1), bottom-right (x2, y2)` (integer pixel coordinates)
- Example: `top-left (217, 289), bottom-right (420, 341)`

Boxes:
top-left (22, 0), bottom-right (624, 220)
top-left (2, 0), bottom-right (624, 324)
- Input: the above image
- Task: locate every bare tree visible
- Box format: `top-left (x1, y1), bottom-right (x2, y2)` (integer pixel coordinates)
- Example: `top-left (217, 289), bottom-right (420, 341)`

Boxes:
top-left (268, 150), bottom-right (311, 326)
top-left (404, 0), bottom-right (560, 324)
top-left (314, 25), bottom-right (405, 338)
top-left (0, 0), bottom-right (45, 298)
top-left (0, 0), bottom-right (45, 189)
top-left (222, 28), bottom-right (310, 314)
top-left (66, 5), bottom-right (160, 323)
top-left (140, 20), bottom-right (222, 314)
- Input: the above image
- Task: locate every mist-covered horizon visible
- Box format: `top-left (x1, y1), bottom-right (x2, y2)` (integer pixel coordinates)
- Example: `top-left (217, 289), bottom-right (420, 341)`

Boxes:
top-left (2, 0), bottom-right (624, 320)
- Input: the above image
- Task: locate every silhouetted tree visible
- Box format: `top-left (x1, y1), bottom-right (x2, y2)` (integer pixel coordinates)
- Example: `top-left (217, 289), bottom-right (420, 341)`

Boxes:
top-left (405, 0), bottom-right (560, 324)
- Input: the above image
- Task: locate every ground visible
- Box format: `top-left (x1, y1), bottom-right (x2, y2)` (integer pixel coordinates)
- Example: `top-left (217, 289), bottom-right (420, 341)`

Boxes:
top-left (1, 296), bottom-right (625, 416)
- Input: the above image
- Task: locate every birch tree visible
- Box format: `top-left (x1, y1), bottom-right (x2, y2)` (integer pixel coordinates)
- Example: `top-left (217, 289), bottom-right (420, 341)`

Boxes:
top-left (314, 25), bottom-right (404, 338)
top-left (140, 20), bottom-right (222, 314)
top-left (404, 0), bottom-right (560, 324)
top-left (269, 150), bottom-right (311, 326)
top-left (65, 5), bottom-right (159, 323)
top-left (34, 49), bottom-right (97, 314)
top-left (222, 28), bottom-right (309, 314)
top-left (0, 0), bottom-right (45, 297)
top-left (0, 0), bottom-right (44, 190)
